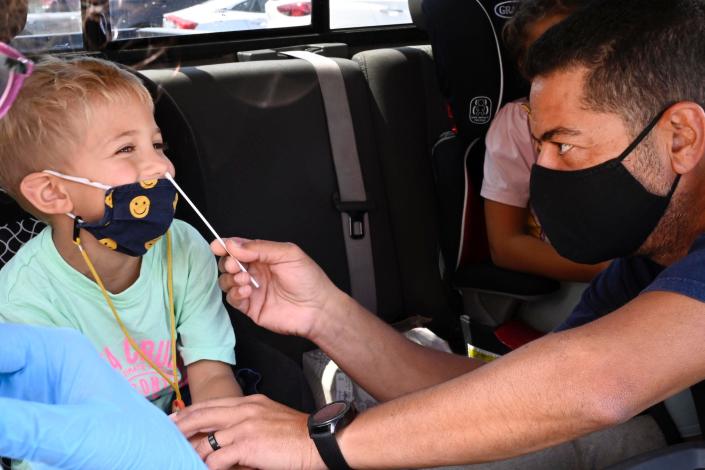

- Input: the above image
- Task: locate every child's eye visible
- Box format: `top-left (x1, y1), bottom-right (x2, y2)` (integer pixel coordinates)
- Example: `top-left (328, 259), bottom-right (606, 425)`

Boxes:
top-left (154, 142), bottom-right (168, 152)
top-left (558, 143), bottom-right (574, 155)
top-left (116, 145), bottom-right (135, 154)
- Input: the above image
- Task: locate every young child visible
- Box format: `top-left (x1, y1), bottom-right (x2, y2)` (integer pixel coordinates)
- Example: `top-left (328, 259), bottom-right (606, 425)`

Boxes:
top-left (0, 56), bottom-right (242, 412)
top-left (481, 0), bottom-right (609, 282)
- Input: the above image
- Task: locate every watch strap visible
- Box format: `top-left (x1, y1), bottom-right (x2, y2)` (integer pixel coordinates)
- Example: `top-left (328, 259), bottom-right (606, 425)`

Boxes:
top-left (311, 432), bottom-right (352, 470)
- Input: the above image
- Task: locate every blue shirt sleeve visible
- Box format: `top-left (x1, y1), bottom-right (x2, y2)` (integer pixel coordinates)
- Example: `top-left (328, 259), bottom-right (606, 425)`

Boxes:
top-left (555, 255), bottom-right (664, 331)
top-left (644, 235), bottom-right (705, 303)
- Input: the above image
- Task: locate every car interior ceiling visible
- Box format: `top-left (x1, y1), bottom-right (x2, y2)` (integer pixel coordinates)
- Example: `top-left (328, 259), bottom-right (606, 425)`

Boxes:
top-left (3, 0), bottom-right (705, 465)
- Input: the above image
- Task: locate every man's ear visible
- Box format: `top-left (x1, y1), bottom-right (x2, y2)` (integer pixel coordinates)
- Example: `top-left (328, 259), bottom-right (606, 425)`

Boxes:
top-left (19, 172), bottom-right (74, 215)
top-left (663, 102), bottom-right (705, 174)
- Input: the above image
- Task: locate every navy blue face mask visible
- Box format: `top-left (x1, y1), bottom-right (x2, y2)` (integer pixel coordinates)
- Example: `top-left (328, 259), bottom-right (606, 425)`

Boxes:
top-left (44, 171), bottom-right (178, 257)
top-left (529, 107), bottom-right (680, 264)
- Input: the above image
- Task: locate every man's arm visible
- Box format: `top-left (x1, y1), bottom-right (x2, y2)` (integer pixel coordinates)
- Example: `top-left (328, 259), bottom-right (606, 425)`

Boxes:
top-left (213, 239), bottom-right (481, 402)
top-left (187, 359), bottom-right (242, 403)
top-left (176, 289), bottom-right (700, 469)
top-left (337, 290), bottom-right (703, 467)
top-left (311, 293), bottom-right (481, 401)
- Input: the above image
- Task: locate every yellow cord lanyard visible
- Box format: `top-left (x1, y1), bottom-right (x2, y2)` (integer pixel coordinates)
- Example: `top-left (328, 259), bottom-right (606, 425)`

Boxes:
top-left (73, 224), bottom-right (185, 412)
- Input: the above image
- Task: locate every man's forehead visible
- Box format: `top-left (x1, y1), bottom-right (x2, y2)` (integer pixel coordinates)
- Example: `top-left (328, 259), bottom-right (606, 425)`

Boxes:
top-left (527, 67), bottom-right (627, 142)
top-left (528, 68), bottom-right (589, 134)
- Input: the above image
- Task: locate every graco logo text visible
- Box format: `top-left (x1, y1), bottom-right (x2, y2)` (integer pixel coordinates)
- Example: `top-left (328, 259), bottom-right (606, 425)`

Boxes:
top-left (494, 0), bottom-right (519, 18)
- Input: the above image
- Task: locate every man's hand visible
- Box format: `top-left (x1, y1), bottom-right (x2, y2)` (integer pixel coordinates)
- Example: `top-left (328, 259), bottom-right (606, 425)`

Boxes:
top-left (173, 395), bottom-right (325, 470)
top-left (212, 238), bottom-right (348, 341)
top-left (214, 238), bottom-right (477, 402)
top-left (0, 323), bottom-right (206, 469)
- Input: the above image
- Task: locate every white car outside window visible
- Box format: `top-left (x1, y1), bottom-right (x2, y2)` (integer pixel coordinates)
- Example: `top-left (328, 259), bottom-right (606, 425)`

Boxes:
top-left (330, 0), bottom-right (411, 28)
top-left (163, 0), bottom-right (268, 32)
top-left (266, 0), bottom-right (411, 29)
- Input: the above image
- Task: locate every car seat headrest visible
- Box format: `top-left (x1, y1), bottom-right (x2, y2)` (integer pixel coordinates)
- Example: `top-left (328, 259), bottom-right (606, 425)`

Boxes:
top-left (422, 0), bottom-right (529, 143)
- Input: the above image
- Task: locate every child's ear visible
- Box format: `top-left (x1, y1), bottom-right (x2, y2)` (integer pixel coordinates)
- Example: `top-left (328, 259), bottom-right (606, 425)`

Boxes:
top-left (20, 172), bottom-right (74, 215)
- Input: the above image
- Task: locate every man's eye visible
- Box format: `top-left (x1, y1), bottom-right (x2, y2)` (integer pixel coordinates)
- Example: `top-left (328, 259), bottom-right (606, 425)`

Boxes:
top-left (558, 143), bottom-right (574, 155)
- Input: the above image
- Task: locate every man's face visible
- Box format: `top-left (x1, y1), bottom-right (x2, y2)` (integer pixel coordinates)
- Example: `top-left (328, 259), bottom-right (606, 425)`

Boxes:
top-left (59, 96), bottom-right (176, 223)
top-left (528, 67), bottom-right (689, 261)
top-left (529, 67), bottom-right (640, 173)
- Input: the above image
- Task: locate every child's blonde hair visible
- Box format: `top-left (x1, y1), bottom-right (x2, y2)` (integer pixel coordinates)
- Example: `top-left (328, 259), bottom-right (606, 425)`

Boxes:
top-left (0, 56), bottom-right (153, 201)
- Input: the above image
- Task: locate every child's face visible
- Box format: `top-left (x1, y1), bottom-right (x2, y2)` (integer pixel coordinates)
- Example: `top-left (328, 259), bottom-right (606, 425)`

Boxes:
top-left (61, 95), bottom-right (176, 223)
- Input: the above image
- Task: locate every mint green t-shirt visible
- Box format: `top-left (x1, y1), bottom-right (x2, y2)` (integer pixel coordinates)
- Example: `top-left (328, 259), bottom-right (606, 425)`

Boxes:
top-left (0, 219), bottom-right (236, 412)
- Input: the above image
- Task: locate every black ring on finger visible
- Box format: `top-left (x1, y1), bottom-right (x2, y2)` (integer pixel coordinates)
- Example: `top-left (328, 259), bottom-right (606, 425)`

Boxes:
top-left (208, 432), bottom-right (221, 451)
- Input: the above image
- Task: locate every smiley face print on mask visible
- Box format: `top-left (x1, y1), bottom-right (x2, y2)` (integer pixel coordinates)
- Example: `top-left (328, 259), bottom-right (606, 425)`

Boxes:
top-left (140, 179), bottom-right (158, 189)
top-left (130, 195), bottom-right (151, 219)
top-left (99, 238), bottom-right (117, 250)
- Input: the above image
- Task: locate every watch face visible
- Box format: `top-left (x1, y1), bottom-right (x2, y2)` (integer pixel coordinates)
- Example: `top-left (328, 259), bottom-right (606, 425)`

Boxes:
top-left (312, 401), bottom-right (348, 426)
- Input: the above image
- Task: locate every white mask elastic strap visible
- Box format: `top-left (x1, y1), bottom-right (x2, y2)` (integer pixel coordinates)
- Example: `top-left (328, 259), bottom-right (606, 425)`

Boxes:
top-left (43, 170), bottom-right (112, 191)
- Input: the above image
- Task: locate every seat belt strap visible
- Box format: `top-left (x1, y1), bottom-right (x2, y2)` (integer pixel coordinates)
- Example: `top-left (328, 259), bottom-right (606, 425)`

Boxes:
top-left (283, 50), bottom-right (377, 313)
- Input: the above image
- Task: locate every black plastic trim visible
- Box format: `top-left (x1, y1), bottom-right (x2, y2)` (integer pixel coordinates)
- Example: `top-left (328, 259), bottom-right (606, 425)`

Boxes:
top-left (100, 26), bottom-right (427, 67)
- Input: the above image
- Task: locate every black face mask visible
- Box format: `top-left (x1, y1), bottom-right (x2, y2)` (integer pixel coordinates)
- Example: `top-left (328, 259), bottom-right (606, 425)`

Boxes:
top-left (529, 108), bottom-right (680, 264)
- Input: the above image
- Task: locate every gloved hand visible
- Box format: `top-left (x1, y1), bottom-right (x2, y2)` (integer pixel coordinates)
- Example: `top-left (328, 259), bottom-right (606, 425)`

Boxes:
top-left (0, 323), bottom-right (206, 470)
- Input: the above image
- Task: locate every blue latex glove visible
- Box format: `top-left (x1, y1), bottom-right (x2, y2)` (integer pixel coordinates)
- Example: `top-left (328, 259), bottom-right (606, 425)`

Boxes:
top-left (0, 323), bottom-right (206, 469)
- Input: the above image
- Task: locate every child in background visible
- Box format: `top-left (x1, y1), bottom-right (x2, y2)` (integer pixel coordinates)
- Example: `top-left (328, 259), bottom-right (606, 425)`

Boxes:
top-left (481, 0), bottom-right (609, 282)
top-left (0, 56), bottom-right (242, 412)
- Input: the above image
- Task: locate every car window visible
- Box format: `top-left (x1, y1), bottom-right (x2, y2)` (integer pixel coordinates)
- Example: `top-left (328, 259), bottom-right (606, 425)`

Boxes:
top-left (15, 0), bottom-right (310, 45)
top-left (12, 0), bottom-right (414, 51)
top-left (15, 0), bottom-right (84, 51)
top-left (329, 0), bottom-right (411, 29)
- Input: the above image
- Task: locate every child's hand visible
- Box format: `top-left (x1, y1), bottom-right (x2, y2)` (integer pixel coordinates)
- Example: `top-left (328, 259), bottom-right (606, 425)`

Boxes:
top-left (0, 323), bottom-right (206, 470)
top-left (212, 238), bottom-right (348, 341)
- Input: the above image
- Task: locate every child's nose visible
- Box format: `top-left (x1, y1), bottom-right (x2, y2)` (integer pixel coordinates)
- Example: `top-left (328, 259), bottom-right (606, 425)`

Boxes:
top-left (141, 151), bottom-right (175, 179)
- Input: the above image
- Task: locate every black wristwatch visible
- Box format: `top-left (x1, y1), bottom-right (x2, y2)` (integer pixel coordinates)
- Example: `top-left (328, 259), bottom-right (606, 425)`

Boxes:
top-left (308, 401), bottom-right (357, 469)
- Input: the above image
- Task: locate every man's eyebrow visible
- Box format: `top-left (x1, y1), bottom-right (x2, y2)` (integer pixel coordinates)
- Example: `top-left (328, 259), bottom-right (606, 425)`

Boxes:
top-left (531, 127), bottom-right (582, 142)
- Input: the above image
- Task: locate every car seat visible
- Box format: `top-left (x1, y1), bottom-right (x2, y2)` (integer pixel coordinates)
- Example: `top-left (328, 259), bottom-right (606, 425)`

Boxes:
top-left (0, 193), bottom-right (44, 270)
top-left (410, 0), bottom-right (559, 352)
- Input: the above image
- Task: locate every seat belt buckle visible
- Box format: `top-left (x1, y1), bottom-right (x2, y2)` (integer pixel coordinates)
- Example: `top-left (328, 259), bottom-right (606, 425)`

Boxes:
top-left (333, 193), bottom-right (373, 240)
top-left (347, 211), bottom-right (365, 240)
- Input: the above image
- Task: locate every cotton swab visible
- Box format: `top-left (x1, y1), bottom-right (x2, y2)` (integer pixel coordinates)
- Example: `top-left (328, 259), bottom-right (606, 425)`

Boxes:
top-left (165, 172), bottom-right (260, 289)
